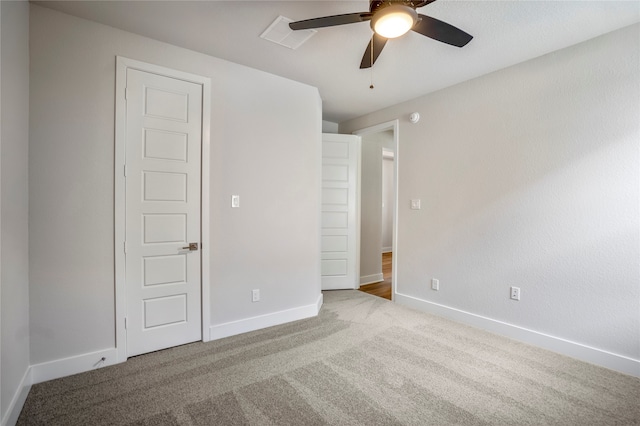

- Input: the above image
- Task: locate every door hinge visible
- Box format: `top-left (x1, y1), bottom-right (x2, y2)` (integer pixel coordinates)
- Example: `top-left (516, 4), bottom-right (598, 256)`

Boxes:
top-left (124, 164), bottom-right (127, 177)
top-left (124, 241), bottom-right (127, 254)
top-left (124, 317), bottom-right (128, 329)
top-left (125, 87), bottom-right (129, 100)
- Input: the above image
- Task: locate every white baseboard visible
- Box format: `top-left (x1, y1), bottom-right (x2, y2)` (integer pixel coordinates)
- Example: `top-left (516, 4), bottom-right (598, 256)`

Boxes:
top-left (395, 293), bottom-right (640, 378)
top-left (28, 295), bottom-right (326, 385)
top-left (30, 348), bottom-right (120, 384)
top-left (209, 296), bottom-right (323, 341)
top-left (382, 247), bottom-right (392, 253)
top-left (360, 273), bottom-right (383, 286)
top-left (1, 367), bottom-right (32, 426)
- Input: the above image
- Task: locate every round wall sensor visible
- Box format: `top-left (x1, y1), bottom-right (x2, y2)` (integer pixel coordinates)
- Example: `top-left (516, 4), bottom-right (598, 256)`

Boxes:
top-left (409, 112), bottom-right (420, 124)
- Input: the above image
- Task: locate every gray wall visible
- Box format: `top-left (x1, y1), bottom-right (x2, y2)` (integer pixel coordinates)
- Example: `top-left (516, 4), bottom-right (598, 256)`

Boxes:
top-left (29, 5), bottom-right (321, 364)
top-left (341, 24), bottom-right (640, 364)
top-left (1, 0), bottom-right (30, 421)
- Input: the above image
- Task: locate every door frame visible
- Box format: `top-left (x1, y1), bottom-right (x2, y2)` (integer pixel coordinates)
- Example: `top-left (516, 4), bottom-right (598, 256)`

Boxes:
top-left (114, 56), bottom-right (212, 362)
top-left (353, 120), bottom-right (399, 301)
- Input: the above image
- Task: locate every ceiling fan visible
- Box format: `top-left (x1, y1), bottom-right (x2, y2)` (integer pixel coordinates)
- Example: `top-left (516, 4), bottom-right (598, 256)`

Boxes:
top-left (289, 0), bottom-right (473, 69)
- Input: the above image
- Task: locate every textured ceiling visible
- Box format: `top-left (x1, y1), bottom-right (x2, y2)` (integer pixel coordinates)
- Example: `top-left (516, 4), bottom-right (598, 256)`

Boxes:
top-left (36, 0), bottom-right (640, 123)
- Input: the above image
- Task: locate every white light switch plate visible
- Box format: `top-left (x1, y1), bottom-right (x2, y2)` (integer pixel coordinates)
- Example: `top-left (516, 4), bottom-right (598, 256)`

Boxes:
top-left (411, 199), bottom-right (421, 210)
top-left (431, 278), bottom-right (439, 290)
top-left (231, 195), bottom-right (240, 208)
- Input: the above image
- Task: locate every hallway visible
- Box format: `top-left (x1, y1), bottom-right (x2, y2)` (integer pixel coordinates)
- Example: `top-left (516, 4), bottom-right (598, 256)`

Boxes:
top-left (358, 252), bottom-right (391, 300)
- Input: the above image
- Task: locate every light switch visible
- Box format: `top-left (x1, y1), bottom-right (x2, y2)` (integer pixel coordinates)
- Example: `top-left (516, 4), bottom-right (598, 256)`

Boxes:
top-left (231, 195), bottom-right (240, 208)
top-left (410, 199), bottom-right (421, 210)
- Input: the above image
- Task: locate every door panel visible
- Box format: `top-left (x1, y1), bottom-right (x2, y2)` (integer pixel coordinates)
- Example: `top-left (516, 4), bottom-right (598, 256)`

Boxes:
top-left (125, 68), bottom-right (202, 357)
top-left (321, 134), bottom-right (360, 290)
top-left (143, 255), bottom-right (186, 286)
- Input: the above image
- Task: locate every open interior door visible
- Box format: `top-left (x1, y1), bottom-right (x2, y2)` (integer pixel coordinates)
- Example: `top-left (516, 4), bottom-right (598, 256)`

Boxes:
top-left (321, 133), bottom-right (360, 290)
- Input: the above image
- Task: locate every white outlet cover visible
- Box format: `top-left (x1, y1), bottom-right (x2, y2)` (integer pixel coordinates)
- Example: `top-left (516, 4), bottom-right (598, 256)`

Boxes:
top-left (510, 286), bottom-right (521, 300)
top-left (411, 199), bottom-right (421, 210)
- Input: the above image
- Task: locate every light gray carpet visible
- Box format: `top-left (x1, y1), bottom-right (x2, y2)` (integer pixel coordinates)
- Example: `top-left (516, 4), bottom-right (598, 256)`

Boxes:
top-left (18, 290), bottom-right (640, 425)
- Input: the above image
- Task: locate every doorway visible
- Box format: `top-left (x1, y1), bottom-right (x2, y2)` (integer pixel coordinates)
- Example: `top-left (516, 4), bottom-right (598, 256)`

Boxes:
top-left (354, 121), bottom-right (399, 301)
top-left (114, 57), bottom-right (212, 362)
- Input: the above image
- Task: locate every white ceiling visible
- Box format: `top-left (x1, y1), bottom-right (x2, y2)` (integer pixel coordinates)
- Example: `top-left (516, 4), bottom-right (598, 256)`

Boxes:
top-left (36, 0), bottom-right (640, 123)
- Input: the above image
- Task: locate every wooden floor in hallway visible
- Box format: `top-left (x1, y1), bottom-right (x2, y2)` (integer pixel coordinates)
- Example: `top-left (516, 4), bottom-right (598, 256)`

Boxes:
top-left (358, 252), bottom-right (392, 300)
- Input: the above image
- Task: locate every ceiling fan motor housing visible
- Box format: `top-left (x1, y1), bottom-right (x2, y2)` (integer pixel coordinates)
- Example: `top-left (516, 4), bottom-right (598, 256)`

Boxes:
top-left (370, 3), bottom-right (419, 38)
top-left (369, 0), bottom-right (432, 13)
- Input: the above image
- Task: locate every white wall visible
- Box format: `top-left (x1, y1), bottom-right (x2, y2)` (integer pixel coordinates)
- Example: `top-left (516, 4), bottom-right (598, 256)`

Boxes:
top-left (1, 1), bottom-right (31, 423)
top-left (322, 120), bottom-right (339, 133)
top-left (341, 24), bottom-right (640, 375)
top-left (29, 5), bottom-right (321, 367)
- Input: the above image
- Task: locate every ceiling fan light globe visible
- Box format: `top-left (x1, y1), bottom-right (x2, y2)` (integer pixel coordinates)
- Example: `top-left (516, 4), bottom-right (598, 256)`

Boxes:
top-left (372, 5), bottom-right (417, 39)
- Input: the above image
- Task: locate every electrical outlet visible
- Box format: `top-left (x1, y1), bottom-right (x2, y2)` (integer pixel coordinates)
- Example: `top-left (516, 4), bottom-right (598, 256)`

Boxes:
top-left (231, 195), bottom-right (240, 208)
top-left (431, 278), bottom-right (439, 291)
top-left (510, 286), bottom-right (521, 301)
top-left (252, 289), bottom-right (260, 302)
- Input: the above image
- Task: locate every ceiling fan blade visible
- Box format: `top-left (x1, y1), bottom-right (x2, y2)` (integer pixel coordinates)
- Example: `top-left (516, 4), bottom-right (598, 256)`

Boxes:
top-left (360, 33), bottom-right (388, 69)
top-left (413, 14), bottom-right (473, 47)
top-left (414, 0), bottom-right (438, 8)
top-left (289, 12), bottom-right (372, 30)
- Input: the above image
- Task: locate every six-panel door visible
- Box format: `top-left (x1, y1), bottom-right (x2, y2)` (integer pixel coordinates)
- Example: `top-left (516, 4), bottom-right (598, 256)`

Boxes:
top-left (321, 134), bottom-right (360, 290)
top-left (125, 69), bottom-right (203, 357)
